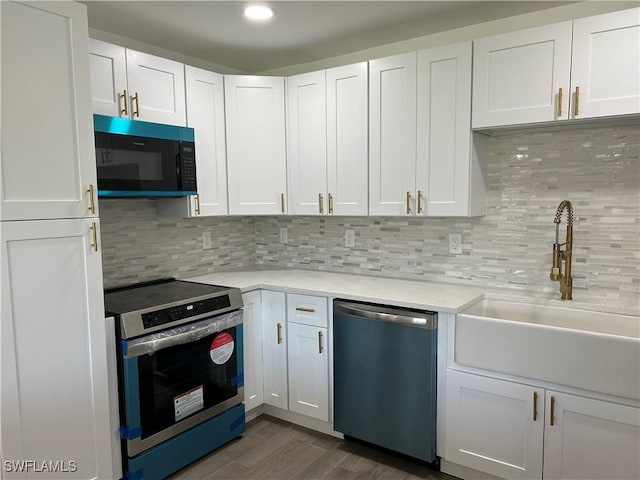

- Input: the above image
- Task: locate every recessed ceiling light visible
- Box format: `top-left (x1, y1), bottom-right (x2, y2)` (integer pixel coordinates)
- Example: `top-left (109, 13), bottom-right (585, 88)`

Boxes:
top-left (244, 5), bottom-right (274, 21)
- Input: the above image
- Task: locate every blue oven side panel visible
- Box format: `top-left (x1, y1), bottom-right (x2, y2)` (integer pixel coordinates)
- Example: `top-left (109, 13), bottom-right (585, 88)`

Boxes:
top-left (235, 323), bottom-right (244, 388)
top-left (121, 353), bottom-right (142, 440)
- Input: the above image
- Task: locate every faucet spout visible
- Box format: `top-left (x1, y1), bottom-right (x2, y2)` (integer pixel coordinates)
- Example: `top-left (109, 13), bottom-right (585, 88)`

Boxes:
top-left (550, 200), bottom-right (574, 300)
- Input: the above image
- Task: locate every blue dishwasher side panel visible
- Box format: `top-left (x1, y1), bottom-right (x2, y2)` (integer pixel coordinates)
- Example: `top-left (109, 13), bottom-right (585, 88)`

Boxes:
top-left (333, 309), bottom-right (437, 462)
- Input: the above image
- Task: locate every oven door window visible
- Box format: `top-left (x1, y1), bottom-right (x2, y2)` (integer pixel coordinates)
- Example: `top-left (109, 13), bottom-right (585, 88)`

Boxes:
top-left (136, 326), bottom-right (238, 439)
top-left (95, 131), bottom-right (181, 191)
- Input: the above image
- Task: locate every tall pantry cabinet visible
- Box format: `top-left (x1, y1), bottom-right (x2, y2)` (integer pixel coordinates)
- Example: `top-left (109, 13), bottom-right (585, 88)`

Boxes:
top-left (1, 2), bottom-right (118, 479)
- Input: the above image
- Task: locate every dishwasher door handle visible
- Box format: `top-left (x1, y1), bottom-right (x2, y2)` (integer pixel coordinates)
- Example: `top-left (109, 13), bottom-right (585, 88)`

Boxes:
top-left (335, 303), bottom-right (436, 329)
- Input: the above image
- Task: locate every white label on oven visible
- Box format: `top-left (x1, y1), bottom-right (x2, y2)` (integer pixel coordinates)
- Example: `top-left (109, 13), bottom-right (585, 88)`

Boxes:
top-left (174, 386), bottom-right (204, 422)
top-left (210, 332), bottom-right (234, 365)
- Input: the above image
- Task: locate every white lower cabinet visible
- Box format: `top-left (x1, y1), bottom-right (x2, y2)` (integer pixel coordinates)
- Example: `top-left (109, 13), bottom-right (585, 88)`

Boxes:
top-left (1, 218), bottom-right (117, 480)
top-left (242, 291), bottom-right (264, 412)
top-left (543, 391), bottom-right (640, 480)
top-left (261, 291), bottom-right (288, 410)
top-left (446, 370), bottom-right (640, 480)
top-left (287, 294), bottom-right (329, 422)
top-left (446, 370), bottom-right (544, 479)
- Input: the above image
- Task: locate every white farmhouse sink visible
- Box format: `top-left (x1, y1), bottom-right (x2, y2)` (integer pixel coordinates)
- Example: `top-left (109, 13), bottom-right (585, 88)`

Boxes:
top-left (456, 298), bottom-right (640, 400)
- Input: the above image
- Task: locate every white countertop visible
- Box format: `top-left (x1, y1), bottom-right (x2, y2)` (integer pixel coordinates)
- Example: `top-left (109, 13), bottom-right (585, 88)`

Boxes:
top-left (185, 268), bottom-right (640, 316)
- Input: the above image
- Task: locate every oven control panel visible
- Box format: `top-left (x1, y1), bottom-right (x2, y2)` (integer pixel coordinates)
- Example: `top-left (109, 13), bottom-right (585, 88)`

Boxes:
top-left (142, 295), bottom-right (232, 329)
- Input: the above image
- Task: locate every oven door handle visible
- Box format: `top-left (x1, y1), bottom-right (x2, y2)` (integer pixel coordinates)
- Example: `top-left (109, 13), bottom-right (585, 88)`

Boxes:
top-left (124, 309), bottom-right (242, 358)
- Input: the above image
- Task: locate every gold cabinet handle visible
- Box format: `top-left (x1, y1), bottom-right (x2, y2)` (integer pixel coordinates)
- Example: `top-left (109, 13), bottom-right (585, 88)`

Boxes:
top-left (276, 323), bottom-right (282, 344)
top-left (533, 391), bottom-right (538, 421)
top-left (319, 193), bottom-right (324, 214)
top-left (194, 194), bottom-right (201, 215)
top-left (406, 191), bottom-right (412, 214)
top-left (318, 331), bottom-right (323, 354)
top-left (89, 222), bottom-right (98, 252)
top-left (417, 190), bottom-right (424, 214)
top-left (280, 193), bottom-right (285, 213)
top-left (574, 86), bottom-right (579, 117)
top-left (550, 395), bottom-right (556, 426)
top-left (119, 89), bottom-right (129, 116)
top-left (328, 193), bottom-right (333, 214)
top-left (132, 92), bottom-right (140, 117)
top-left (295, 307), bottom-right (315, 313)
top-left (557, 88), bottom-right (563, 118)
top-left (87, 184), bottom-right (96, 214)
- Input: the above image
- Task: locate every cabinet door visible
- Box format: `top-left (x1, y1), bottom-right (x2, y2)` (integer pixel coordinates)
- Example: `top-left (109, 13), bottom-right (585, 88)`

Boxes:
top-left (88, 39), bottom-right (128, 117)
top-left (369, 53), bottom-right (417, 216)
top-left (472, 22), bottom-right (572, 128)
top-left (326, 62), bottom-right (369, 216)
top-left (287, 71), bottom-right (328, 215)
top-left (0, 1), bottom-right (98, 221)
top-left (242, 291), bottom-right (264, 412)
top-left (544, 391), bottom-right (640, 480)
top-left (225, 75), bottom-right (287, 215)
top-left (571, 8), bottom-right (640, 119)
top-left (417, 42), bottom-right (485, 217)
top-left (445, 370), bottom-right (544, 480)
top-left (261, 291), bottom-right (288, 410)
top-left (126, 49), bottom-right (186, 126)
top-left (287, 322), bottom-right (329, 421)
top-left (1, 219), bottom-right (115, 480)
top-left (186, 66), bottom-right (228, 216)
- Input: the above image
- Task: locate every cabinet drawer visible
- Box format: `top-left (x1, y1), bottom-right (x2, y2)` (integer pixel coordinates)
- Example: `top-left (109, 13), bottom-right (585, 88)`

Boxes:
top-left (287, 294), bottom-right (328, 328)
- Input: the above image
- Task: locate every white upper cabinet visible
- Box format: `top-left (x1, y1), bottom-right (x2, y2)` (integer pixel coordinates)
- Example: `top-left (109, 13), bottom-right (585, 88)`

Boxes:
top-left (1, 1), bottom-right (98, 221)
top-left (225, 75), bottom-right (287, 215)
top-left (287, 63), bottom-right (368, 216)
top-left (88, 38), bottom-right (186, 126)
top-left (473, 8), bottom-right (640, 128)
top-left (369, 53), bottom-right (418, 216)
top-left (159, 66), bottom-right (228, 217)
top-left (417, 42), bottom-right (486, 217)
top-left (570, 8), bottom-right (640, 119)
top-left (287, 70), bottom-right (328, 215)
top-left (326, 62), bottom-right (369, 216)
top-left (472, 22), bottom-right (573, 128)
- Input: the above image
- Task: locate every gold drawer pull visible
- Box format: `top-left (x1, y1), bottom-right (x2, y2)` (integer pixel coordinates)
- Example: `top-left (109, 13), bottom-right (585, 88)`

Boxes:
top-left (280, 193), bottom-right (285, 213)
top-left (319, 193), bottom-right (324, 214)
top-left (328, 193), bottom-right (334, 214)
top-left (90, 222), bottom-right (99, 252)
top-left (550, 396), bottom-right (556, 426)
top-left (318, 331), bottom-right (323, 354)
top-left (87, 184), bottom-right (96, 214)
top-left (194, 194), bottom-right (201, 215)
top-left (417, 190), bottom-right (424, 214)
top-left (533, 391), bottom-right (538, 421)
top-left (276, 323), bottom-right (282, 344)
top-left (132, 92), bottom-right (140, 117)
top-left (295, 307), bottom-right (316, 313)
top-left (557, 88), bottom-right (563, 118)
top-left (120, 89), bottom-right (128, 116)
top-left (574, 86), bottom-right (580, 117)
top-left (406, 191), bottom-right (412, 214)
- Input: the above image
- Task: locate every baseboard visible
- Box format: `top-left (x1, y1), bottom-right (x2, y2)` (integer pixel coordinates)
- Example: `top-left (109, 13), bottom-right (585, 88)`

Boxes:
top-left (441, 459), bottom-right (504, 480)
top-left (248, 404), bottom-right (344, 439)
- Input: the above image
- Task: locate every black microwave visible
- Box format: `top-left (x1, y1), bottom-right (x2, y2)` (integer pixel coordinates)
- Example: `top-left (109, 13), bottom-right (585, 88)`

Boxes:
top-left (93, 114), bottom-right (197, 197)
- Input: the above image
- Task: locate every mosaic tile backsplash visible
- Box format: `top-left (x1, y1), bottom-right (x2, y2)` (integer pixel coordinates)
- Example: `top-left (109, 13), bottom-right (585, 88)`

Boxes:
top-left (101, 124), bottom-right (639, 304)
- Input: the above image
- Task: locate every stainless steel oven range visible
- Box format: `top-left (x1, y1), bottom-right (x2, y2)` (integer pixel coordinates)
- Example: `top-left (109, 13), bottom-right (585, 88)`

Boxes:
top-left (105, 278), bottom-right (245, 480)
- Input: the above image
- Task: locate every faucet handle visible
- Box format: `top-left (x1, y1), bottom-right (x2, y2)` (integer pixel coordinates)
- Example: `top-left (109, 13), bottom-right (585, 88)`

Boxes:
top-left (550, 244), bottom-right (561, 280)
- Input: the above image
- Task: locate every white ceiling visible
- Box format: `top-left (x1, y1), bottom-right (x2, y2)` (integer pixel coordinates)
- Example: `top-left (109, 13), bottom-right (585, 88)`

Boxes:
top-left (82, 1), bottom-right (571, 73)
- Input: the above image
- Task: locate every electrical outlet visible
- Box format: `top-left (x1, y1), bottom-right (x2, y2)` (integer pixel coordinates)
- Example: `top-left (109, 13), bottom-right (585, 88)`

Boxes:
top-left (345, 229), bottom-right (355, 248)
top-left (448, 233), bottom-right (462, 254)
top-left (279, 227), bottom-right (288, 244)
top-left (202, 231), bottom-right (212, 250)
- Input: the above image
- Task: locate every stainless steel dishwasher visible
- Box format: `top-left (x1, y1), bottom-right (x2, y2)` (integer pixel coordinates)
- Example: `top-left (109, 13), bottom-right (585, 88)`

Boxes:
top-left (333, 300), bottom-right (437, 463)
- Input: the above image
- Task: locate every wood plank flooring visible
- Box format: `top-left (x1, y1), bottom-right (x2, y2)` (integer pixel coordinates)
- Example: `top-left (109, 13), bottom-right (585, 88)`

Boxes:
top-left (168, 415), bottom-right (454, 480)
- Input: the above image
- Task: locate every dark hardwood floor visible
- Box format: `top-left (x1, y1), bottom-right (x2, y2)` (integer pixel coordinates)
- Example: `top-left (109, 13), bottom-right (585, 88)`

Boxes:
top-left (169, 415), bottom-right (454, 480)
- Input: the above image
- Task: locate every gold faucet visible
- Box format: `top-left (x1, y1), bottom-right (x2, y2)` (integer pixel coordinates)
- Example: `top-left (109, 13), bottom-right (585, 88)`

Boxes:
top-left (550, 200), bottom-right (573, 300)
